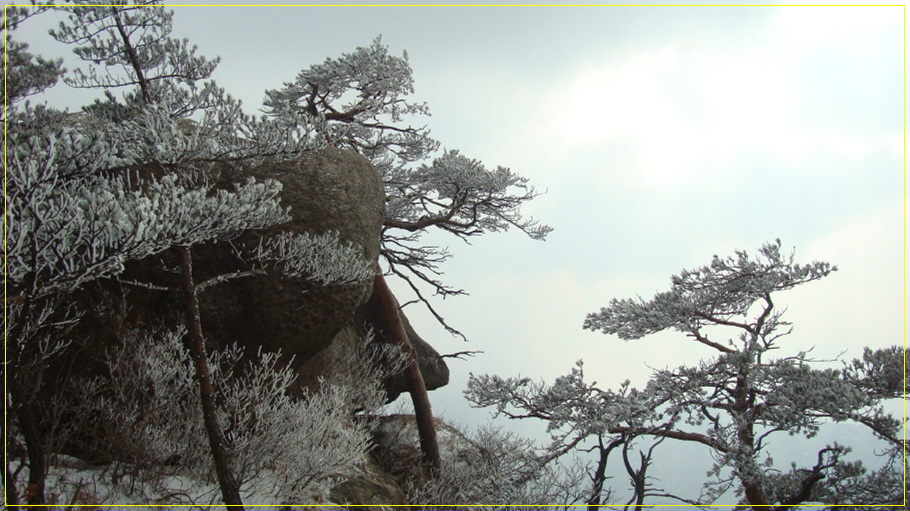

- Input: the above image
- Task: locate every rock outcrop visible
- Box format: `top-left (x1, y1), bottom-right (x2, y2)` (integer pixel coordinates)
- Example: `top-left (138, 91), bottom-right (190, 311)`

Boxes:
top-left (41, 146), bottom-right (454, 502)
top-left (196, 146), bottom-right (386, 369)
top-left (382, 309), bottom-right (450, 399)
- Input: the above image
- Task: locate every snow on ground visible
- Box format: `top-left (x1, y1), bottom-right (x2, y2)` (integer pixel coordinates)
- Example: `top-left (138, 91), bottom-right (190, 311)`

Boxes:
top-left (6, 455), bottom-right (341, 508)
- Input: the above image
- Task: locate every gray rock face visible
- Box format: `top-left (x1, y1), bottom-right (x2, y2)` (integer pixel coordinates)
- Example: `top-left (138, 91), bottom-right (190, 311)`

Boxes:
top-left (197, 147), bottom-right (386, 365)
top-left (243, 146), bottom-right (386, 262)
top-left (72, 146), bottom-right (447, 395)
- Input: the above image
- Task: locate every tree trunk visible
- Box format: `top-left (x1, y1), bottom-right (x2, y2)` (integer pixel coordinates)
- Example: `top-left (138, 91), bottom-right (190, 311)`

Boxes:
top-left (625, 446), bottom-right (647, 511)
top-left (177, 246), bottom-right (245, 509)
top-left (18, 408), bottom-right (45, 506)
top-left (732, 372), bottom-right (769, 509)
top-left (586, 437), bottom-right (614, 511)
top-left (6, 297), bottom-right (46, 507)
top-left (372, 274), bottom-right (441, 476)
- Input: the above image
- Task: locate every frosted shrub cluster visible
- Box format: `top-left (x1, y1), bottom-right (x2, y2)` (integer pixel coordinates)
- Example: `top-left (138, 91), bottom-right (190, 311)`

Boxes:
top-left (321, 332), bottom-right (411, 416)
top-left (213, 346), bottom-right (375, 503)
top-left (404, 424), bottom-right (585, 509)
top-left (67, 327), bottom-right (388, 505)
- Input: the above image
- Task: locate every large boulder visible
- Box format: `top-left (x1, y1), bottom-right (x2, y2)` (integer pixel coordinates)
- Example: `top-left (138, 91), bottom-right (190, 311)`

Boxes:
top-left (52, 146), bottom-right (451, 470)
top-left (61, 147), bottom-right (387, 388)
top-left (383, 309), bottom-right (449, 400)
top-left (200, 146), bottom-right (448, 393)
top-left (195, 146), bottom-right (386, 366)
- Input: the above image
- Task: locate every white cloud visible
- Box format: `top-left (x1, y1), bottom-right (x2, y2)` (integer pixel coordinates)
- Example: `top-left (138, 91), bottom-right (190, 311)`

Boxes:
top-left (554, 47), bottom-right (680, 144)
top-left (690, 49), bottom-right (801, 156)
top-left (547, 7), bottom-right (901, 202)
top-left (816, 131), bottom-right (895, 162)
top-left (549, 42), bottom-right (806, 187)
top-left (550, 47), bottom-right (708, 185)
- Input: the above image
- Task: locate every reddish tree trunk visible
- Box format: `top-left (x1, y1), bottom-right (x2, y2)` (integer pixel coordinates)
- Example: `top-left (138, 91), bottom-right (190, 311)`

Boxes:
top-left (178, 246), bottom-right (245, 509)
top-left (372, 274), bottom-right (441, 476)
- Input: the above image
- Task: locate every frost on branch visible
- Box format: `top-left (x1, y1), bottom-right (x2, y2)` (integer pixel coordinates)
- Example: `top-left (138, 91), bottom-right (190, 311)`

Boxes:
top-left (263, 36), bottom-right (436, 174)
top-left (253, 231), bottom-right (376, 286)
top-left (387, 150), bottom-right (551, 241)
top-left (465, 362), bottom-right (661, 507)
top-left (405, 424), bottom-right (587, 507)
top-left (3, 6), bottom-right (64, 107)
top-left (583, 239), bottom-right (835, 343)
top-left (6, 135), bottom-right (290, 301)
top-left (842, 345), bottom-right (908, 399)
top-left (50, 2), bottom-right (217, 95)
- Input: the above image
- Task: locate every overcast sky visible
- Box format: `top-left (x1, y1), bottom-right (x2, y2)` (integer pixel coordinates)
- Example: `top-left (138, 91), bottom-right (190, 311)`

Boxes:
top-left (13, 2), bottom-right (906, 505)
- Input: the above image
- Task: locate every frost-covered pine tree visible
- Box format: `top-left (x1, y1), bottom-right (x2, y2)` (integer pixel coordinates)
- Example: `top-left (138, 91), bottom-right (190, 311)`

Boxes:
top-left (466, 240), bottom-right (907, 509)
top-left (263, 37), bottom-right (552, 340)
top-left (5, 2), bottom-right (372, 506)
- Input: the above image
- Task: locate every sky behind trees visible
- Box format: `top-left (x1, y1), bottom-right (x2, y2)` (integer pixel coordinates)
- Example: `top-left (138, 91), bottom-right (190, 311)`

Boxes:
top-left (13, 2), bottom-right (905, 504)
